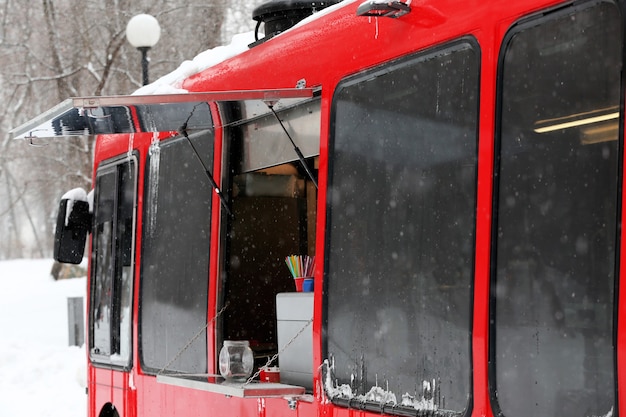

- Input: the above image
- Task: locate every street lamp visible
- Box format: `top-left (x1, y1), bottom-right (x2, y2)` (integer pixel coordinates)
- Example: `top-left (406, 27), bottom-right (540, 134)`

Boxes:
top-left (126, 14), bottom-right (161, 86)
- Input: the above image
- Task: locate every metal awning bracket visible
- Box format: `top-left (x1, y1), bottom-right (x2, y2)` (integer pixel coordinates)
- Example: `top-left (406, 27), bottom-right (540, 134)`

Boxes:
top-left (25, 133), bottom-right (49, 147)
top-left (262, 99), bottom-right (280, 108)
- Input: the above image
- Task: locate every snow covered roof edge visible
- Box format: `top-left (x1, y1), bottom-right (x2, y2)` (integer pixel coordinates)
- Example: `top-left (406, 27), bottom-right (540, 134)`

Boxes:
top-left (132, 31), bottom-right (256, 96)
top-left (131, 0), bottom-right (357, 96)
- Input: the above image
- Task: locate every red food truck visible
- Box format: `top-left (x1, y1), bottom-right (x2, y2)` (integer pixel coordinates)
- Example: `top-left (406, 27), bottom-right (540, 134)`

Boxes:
top-left (11, 0), bottom-right (625, 416)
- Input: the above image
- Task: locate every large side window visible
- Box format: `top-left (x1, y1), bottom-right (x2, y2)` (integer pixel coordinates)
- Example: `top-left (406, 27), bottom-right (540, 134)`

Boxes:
top-left (91, 158), bottom-right (136, 367)
top-left (140, 131), bottom-right (213, 374)
top-left (492, 3), bottom-right (621, 417)
top-left (325, 40), bottom-right (479, 416)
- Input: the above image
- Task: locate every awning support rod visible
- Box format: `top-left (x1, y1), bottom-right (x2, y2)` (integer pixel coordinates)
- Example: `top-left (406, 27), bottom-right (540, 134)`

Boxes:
top-left (179, 105), bottom-right (232, 216)
top-left (266, 103), bottom-right (318, 189)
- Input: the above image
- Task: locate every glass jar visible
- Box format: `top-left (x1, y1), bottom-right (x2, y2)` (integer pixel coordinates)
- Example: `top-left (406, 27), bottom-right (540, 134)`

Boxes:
top-left (219, 340), bottom-right (254, 381)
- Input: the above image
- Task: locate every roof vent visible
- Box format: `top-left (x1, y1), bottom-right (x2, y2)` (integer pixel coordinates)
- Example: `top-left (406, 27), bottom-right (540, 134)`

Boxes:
top-left (251, 0), bottom-right (341, 46)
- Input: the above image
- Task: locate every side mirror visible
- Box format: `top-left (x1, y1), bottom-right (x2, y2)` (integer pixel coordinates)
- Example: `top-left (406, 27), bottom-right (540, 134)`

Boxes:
top-left (54, 188), bottom-right (92, 264)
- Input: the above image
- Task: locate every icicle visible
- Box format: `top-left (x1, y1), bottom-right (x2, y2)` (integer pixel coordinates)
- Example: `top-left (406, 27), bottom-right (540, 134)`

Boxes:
top-left (151, 131), bottom-right (159, 146)
top-left (126, 133), bottom-right (136, 182)
top-left (127, 133), bottom-right (134, 160)
top-left (375, 16), bottom-right (379, 39)
top-left (146, 134), bottom-right (161, 237)
top-left (367, 16), bottom-right (379, 40)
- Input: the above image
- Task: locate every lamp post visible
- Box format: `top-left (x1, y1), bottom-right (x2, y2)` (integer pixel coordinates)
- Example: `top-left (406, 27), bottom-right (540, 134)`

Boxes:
top-left (126, 14), bottom-right (161, 86)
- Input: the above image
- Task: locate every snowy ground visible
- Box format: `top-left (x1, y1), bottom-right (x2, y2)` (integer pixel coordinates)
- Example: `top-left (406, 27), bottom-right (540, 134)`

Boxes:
top-left (0, 259), bottom-right (87, 417)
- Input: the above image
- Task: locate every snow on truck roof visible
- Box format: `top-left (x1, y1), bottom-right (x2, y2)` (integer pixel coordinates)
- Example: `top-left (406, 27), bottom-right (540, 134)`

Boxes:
top-left (131, 0), bottom-right (355, 96)
top-left (131, 31), bottom-right (256, 96)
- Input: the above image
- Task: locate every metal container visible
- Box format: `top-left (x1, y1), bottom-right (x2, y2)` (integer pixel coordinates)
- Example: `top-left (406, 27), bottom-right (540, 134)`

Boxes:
top-left (276, 292), bottom-right (313, 389)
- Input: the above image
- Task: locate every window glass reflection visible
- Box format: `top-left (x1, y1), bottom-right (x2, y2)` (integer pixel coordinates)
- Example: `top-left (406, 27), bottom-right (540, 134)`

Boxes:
top-left (140, 131), bottom-right (213, 374)
top-left (90, 159), bottom-right (136, 367)
top-left (493, 3), bottom-right (621, 416)
top-left (326, 41), bottom-right (478, 415)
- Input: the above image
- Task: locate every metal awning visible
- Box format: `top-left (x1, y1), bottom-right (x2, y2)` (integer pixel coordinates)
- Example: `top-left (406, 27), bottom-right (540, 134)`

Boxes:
top-left (10, 88), bottom-right (315, 141)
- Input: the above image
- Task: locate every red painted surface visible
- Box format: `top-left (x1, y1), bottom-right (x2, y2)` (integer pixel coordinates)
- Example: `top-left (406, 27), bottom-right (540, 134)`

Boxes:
top-left (84, 1), bottom-right (624, 417)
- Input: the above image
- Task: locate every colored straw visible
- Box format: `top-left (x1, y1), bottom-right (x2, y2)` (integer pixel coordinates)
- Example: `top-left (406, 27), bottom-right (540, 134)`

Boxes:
top-left (285, 255), bottom-right (315, 278)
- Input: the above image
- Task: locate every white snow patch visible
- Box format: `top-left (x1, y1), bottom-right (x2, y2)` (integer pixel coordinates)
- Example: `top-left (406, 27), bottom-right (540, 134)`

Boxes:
top-left (0, 259), bottom-right (87, 417)
top-left (322, 358), bottom-right (436, 412)
top-left (362, 385), bottom-right (397, 405)
top-left (132, 31), bottom-right (256, 96)
top-left (297, 0), bottom-right (359, 26)
top-left (61, 187), bottom-right (88, 226)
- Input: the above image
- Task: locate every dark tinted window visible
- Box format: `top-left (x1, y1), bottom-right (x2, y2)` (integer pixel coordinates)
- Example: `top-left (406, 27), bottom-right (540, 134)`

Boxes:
top-left (91, 158), bottom-right (136, 367)
top-left (325, 41), bottom-right (478, 415)
top-left (140, 131), bottom-right (213, 374)
top-left (493, 3), bottom-right (621, 416)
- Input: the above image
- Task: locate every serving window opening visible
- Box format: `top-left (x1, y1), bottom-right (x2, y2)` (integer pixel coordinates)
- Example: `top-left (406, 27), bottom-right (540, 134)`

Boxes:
top-left (217, 97), bottom-right (320, 388)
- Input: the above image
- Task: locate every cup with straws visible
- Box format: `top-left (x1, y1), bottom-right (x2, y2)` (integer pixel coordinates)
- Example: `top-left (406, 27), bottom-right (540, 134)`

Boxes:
top-left (285, 255), bottom-right (315, 292)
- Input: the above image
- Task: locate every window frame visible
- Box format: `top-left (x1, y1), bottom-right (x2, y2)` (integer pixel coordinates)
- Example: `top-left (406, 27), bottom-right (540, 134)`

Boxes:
top-left (138, 131), bottom-right (214, 376)
top-left (214, 97), bottom-right (321, 387)
top-left (89, 154), bottom-right (138, 370)
top-left (323, 37), bottom-right (481, 417)
top-left (489, 2), bottom-right (623, 416)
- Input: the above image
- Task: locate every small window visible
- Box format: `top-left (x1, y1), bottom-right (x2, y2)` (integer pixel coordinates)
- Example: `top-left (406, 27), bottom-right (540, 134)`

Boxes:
top-left (90, 158), bottom-right (136, 367)
top-left (325, 40), bottom-right (479, 416)
top-left (139, 131), bottom-right (213, 375)
top-left (492, 3), bottom-right (621, 416)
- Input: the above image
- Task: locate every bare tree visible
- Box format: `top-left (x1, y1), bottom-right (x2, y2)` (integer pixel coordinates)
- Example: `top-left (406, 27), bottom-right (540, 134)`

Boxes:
top-left (0, 0), bottom-right (269, 259)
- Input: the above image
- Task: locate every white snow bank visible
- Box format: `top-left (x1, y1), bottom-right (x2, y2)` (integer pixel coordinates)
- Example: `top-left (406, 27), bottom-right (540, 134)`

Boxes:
top-left (0, 259), bottom-right (87, 417)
